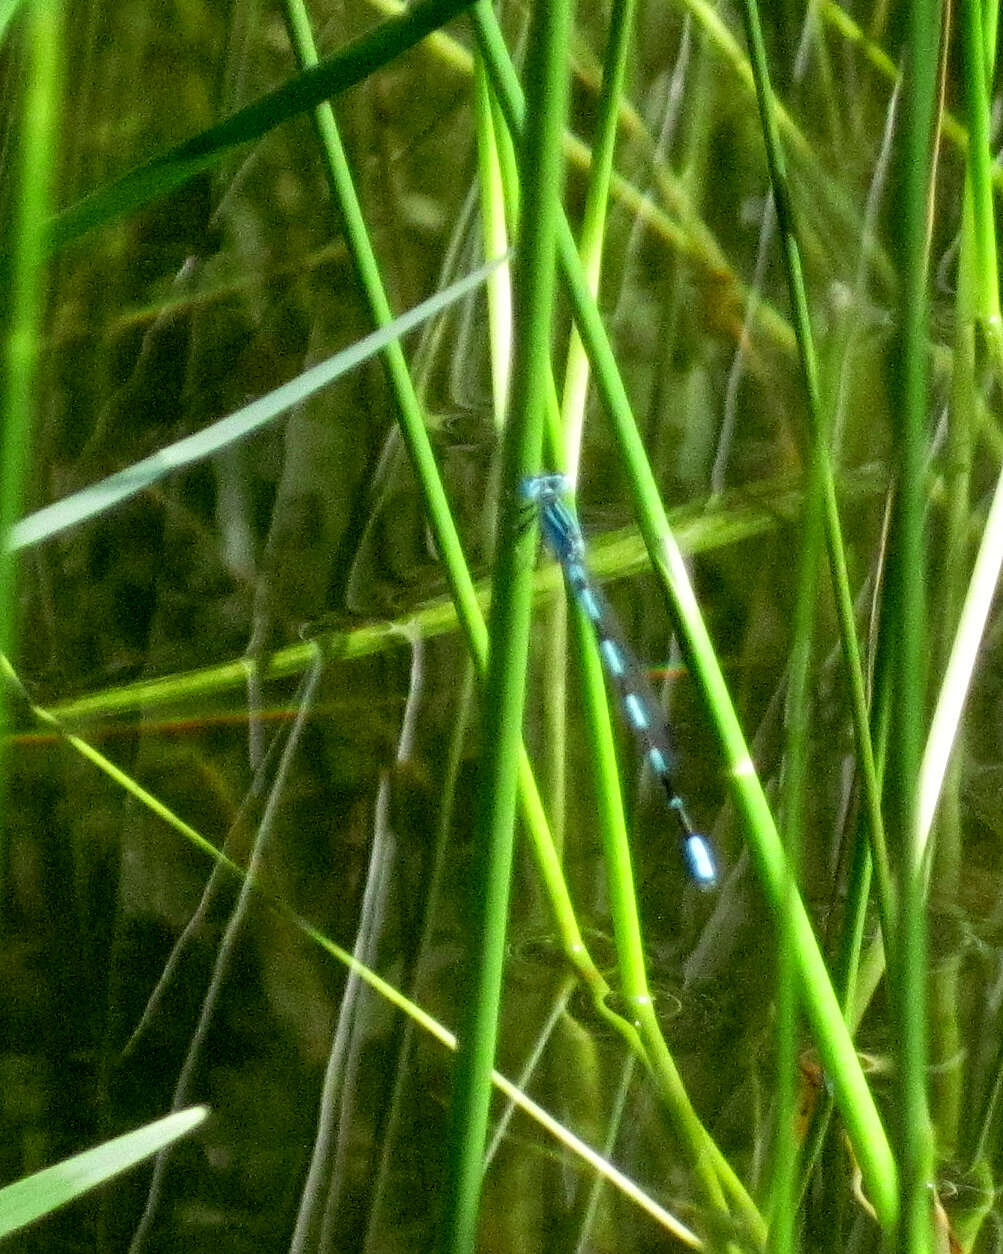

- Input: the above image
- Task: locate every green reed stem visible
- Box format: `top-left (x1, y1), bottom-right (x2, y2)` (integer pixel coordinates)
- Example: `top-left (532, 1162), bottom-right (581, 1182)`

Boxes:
top-left (440, 3), bottom-right (572, 1249)
top-left (1, 0), bottom-right (63, 907)
top-left (558, 0), bottom-right (636, 479)
top-left (737, 0), bottom-right (893, 953)
top-left (889, 2), bottom-right (942, 1250)
top-left (958, 0), bottom-right (1000, 325)
top-left (768, 419), bottom-right (826, 1249)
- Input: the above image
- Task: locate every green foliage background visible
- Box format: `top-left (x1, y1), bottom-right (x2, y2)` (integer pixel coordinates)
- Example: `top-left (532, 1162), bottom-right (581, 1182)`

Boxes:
top-left (1, 0), bottom-right (1000, 1251)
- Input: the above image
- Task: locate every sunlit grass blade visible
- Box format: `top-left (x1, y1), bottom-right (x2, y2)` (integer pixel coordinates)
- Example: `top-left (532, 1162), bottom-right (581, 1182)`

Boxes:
top-left (0, 1107), bottom-right (209, 1239)
top-left (44, 0), bottom-right (478, 252)
top-left (6, 255), bottom-right (507, 552)
top-left (38, 469), bottom-right (826, 725)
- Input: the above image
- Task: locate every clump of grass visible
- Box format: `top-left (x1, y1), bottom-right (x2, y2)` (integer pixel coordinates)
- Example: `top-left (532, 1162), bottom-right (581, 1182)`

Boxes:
top-left (2, 2), bottom-right (1001, 1252)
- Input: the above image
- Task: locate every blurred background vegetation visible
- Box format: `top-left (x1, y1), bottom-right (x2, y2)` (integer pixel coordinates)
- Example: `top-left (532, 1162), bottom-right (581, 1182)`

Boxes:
top-left (1, 0), bottom-right (1000, 1250)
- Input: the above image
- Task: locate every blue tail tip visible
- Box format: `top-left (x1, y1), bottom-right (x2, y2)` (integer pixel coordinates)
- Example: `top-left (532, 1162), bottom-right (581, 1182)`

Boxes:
top-left (684, 833), bottom-right (718, 890)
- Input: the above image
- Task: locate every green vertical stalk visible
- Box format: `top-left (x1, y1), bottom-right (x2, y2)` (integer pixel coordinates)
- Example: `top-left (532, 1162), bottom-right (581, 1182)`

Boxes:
top-left (922, 19), bottom-right (978, 1154)
top-left (567, 596), bottom-right (764, 1240)
top-left (543, 0), bottom-right (634, 871)
top-left (958, 0), bottom-right (1000, 326)
top-left (891, 3), bottom-right (941, 1252)
top-left (439, 4), bottom-right (572, 1251)
top-left (1, 0), bottom-right (62, 893)
top-left (558, 0), bottom-right (636, 479)
top-left (768, 445), bottom-right (825, 1249)
top-left (472, 53), bottom-right (514, 428)
top-left (918, 0), bottom-right (1003, 868)
top-left (922, 0), bottom-right (1002, 1159)
top-left (925, 3), bottom-right (987, 1140)
top-left (736, 0), bottom-right (893, 952)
